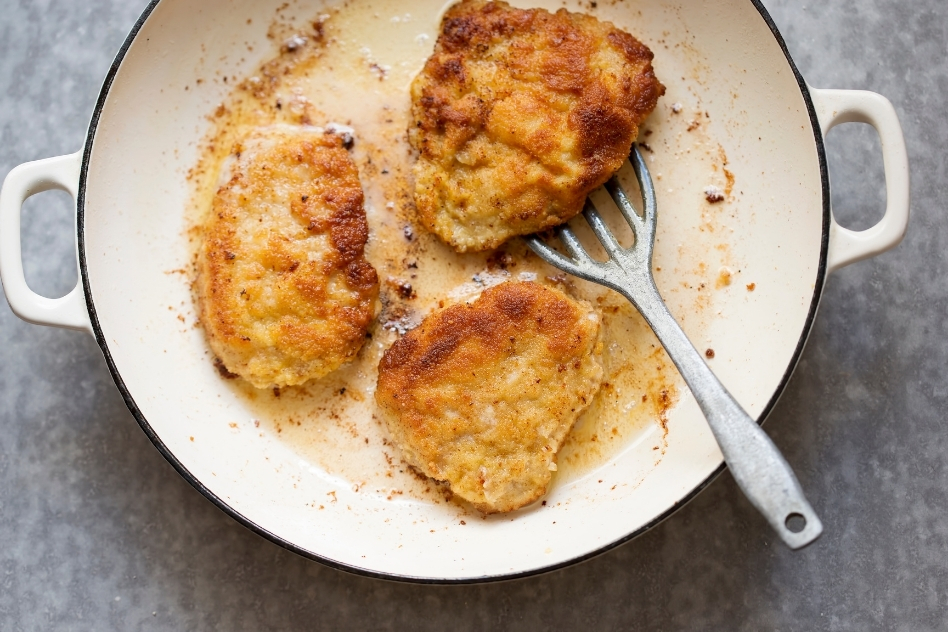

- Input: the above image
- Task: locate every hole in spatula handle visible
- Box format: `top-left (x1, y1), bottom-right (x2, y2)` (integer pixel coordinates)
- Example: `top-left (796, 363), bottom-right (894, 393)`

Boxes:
top-left (785, 512), bottom-right (807, 534)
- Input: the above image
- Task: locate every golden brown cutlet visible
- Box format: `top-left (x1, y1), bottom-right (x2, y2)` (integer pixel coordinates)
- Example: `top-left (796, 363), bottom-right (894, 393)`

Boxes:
top-left (409, 0), bottom-right (665, 252)
top-left (198, 125), bottom-right (378, 389)
top-left (375, 281), bottom-right (604, 513)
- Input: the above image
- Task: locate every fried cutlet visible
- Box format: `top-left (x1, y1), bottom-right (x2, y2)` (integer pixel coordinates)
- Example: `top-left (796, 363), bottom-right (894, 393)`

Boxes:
top-left (409, 0), bottom-right (665, 252)
top-left (198, 125), bottom-right (379, 389)
top-left (375, 281), bottom-right (604, 513)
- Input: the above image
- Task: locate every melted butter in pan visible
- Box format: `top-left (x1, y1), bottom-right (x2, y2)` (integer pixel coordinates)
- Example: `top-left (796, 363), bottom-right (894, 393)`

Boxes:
top-left (188, 0), bottom-right (705, 510)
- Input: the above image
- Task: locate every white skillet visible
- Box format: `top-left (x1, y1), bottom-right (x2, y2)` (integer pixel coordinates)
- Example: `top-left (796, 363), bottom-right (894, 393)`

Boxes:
top-left (0, 0), bottom-right (908, 582)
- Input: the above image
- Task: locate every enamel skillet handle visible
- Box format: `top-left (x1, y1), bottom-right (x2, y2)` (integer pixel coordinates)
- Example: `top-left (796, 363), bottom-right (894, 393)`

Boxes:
top-left (809, 88), bottom-right (910, 273)
top-left (0, 151), bottom-right (92, 333)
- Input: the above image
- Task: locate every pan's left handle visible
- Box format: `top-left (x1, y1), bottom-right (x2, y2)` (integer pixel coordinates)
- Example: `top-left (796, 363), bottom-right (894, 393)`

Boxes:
top-left (810, 88), bottom-right (910, 273)
top-left (0, 152), bottom-right (92, 334)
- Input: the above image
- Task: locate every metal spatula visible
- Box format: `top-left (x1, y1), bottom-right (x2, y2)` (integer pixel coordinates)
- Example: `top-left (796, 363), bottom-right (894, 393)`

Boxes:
top-left (525, 145), bottom-right (822, 549)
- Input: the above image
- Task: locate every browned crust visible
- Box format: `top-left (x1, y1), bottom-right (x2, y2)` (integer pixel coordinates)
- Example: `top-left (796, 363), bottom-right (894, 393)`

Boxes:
top-left (376, 281), bottom-right (603, 513)
top-left (409, 0), bottom-right (665, 252)
top-left (379, 283), bottom-right (585, 384)
top-left (199, 128), bottom-right (379, 388)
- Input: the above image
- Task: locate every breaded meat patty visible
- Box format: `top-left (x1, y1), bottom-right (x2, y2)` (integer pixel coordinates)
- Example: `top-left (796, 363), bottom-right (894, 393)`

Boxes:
top-left (409, 0), bottom-right (664, 252)
top-left (375, 282), bottom-right (604, 513)
top-left (198, 125), bottom-right (379, 389)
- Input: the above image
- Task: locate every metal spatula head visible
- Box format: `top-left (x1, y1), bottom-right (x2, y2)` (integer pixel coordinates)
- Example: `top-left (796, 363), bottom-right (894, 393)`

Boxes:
top-left (526, 145), bottom-right (822, 549)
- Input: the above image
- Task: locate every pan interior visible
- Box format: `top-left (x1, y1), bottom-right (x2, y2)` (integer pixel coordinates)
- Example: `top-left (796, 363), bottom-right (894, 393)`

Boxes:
top-left (80, 0), bottom-right (823, 580)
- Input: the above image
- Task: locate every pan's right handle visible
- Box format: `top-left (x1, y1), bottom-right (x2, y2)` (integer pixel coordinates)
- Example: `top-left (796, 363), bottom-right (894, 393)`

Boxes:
top-left (0, 152), bottom-right (91, 334)
top-left (810, 88), bottom-right (910, 274)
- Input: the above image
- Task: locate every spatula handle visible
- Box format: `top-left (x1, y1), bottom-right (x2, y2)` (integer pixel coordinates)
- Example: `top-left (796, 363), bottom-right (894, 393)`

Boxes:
top-left (627, 282), bottom-right (823, 549)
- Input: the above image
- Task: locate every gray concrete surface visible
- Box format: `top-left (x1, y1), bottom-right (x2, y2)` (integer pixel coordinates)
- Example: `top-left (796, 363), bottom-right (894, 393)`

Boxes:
top-left (0, 0), bottom-right (945, 629)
